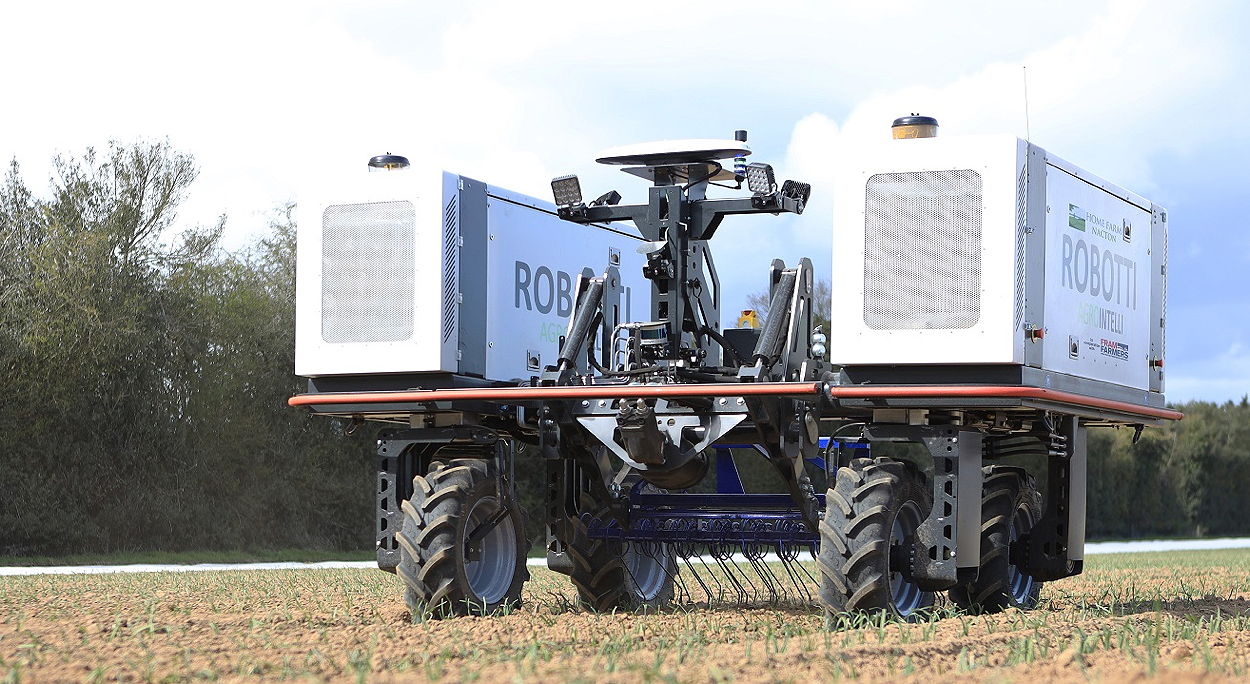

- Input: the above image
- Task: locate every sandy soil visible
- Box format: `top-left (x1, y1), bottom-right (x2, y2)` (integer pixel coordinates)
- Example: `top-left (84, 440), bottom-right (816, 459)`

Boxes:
top-left (4, 552), bottom-right (1250, 682)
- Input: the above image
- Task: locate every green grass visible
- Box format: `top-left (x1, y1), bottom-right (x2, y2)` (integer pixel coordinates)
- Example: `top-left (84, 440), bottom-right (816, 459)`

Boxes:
top-left (1087, 547), bottom-right (1250, 571)
top-left (7, 538), bottom-right (1245, 567)
top-left (3, 549), bottom-right (1250, 681)
top-left (1089, 533), bottom-right (1249, 542)
top-left (1, 548), bottom-right (374, 567)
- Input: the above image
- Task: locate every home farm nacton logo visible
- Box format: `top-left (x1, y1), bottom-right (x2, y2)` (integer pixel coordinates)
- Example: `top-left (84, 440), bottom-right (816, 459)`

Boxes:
top-left (1067, 204), bottom-right (1125, 243)
top-left (1068, 203), bottom-right (1087, 231)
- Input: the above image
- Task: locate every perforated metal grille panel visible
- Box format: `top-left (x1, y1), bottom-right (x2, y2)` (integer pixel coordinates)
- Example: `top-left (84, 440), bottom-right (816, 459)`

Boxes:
top-left (863, 170), bottom-right (983, 330)
top-left (441, 196), bottom-right (458, 342)
top-left (1162, 222), bottom-right (1168, 361)
top-left (321, 201), bottom-right (416, 343)
top-left (1014, 166), bottom-right (1027, 330)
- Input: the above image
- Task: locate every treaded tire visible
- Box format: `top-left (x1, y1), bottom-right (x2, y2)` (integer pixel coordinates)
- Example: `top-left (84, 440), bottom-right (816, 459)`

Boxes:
top-left (948, 465), bottom-right (1044, 613)
top-left (819, 457), bottom-right (935, 621)
top-left (396, 458), bottom-right (529, 618)
top-left (562, 495), bottom-right (676, 612)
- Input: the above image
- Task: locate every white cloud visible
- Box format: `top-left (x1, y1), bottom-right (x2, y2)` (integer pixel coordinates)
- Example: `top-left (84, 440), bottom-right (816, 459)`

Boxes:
top-left (2, 0), bottom-right (1148, 246)
top-left (780, 0), bottom-right (1250, 248)
top-left (1168, 343), bottom-right (1250, 404)
top-left (0, 0), bottom-right (573, 246)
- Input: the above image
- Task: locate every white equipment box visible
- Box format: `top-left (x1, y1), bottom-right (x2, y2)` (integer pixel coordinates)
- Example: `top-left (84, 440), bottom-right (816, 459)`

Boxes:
top-left (829, 135), bottom-right (1167, 401)
top-left (296, 168), bottom-right (646, 382)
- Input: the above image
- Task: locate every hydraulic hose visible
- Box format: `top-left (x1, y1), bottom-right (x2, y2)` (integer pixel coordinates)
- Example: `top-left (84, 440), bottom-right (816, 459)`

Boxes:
top-left (751, 270), bottom-right (797, 367)
top-left (585, 312), bottom-right (663, 377)
top-left (701, 325), bottom-right (740, 367)
top-left (556, 278), bottom-right (604, 371)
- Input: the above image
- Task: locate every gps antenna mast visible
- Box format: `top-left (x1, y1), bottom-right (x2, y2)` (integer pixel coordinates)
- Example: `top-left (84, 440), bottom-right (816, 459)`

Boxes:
top-left (1023, 65), bottom-right (1032, 141)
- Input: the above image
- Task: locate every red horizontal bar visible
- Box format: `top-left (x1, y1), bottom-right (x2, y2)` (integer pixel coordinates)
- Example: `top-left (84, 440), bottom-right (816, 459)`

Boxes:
top-left (289, 381), bottom-right (1181, 421)
top-left (287, 381), bottom-right (823, 406)
top-left (824, 385), bottom-right (1183, 421)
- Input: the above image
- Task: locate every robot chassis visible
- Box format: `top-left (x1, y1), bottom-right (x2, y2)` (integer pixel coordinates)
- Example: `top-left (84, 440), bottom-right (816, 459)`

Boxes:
top-left (293, 134), bottom-right (1179, 620)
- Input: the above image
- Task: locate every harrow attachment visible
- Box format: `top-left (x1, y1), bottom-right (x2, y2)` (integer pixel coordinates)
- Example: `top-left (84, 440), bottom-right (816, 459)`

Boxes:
top-left (584, 490), bottom-right (824, 607)
top-left (569, 443), bottom-right (860, 609)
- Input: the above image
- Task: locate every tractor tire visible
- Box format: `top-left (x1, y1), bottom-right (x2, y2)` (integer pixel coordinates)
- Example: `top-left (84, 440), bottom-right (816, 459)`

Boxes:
top-left (948, 465), bottom-right (1044, 613)
top-left (396, 458), bottom-right (528, 618)
top-left (562, 495), bottom-right (676, 612)
top-left (819, 457), bottom-right (935, 621)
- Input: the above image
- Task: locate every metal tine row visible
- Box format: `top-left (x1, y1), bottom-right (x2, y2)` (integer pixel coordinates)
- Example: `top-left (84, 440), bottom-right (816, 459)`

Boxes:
top-left (619, 534), bottom-right (819, 609)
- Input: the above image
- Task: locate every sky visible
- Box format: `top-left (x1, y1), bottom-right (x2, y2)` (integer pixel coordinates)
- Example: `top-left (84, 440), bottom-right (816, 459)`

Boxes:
top-left (1, 0), bottom-right (1247, 403)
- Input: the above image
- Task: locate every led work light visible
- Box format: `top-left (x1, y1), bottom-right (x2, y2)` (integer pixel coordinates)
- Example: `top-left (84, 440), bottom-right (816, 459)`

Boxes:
top-left (551, 175), bottom-right (583, 207)
top-left (781, 179), bottom-right (812, 205)
top-left (745, 163), bottom-right (776, 194)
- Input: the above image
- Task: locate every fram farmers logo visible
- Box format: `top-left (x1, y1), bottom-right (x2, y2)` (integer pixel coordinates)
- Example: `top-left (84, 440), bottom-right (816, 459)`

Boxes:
top-left (1068, 204), bottom-right (1087, 231)
top-left (1099, 338), bottom-right (1129, 361)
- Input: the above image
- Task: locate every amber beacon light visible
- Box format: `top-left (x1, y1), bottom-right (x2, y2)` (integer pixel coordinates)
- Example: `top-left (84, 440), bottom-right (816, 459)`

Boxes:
top-left (891, 114), bottom-right (939, 139)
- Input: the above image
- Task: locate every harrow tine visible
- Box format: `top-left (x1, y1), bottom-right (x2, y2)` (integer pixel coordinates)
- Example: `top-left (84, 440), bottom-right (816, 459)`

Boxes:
top-left (711, 544), bottom-right (751, 605)
top-left (732, 559), bottom-right (757, 604)
top-left (681, 549), bottom-right (718, 604)
top-left (669, 521), bottom-right (705, 604)
top-left (627, 538), bottom-right (688, 605)
top-left (795, 553), bottom-right (820, 601)
top-left (743, 543), bottom-right (781, 604)
top-left (670, 564), bottom-right (693, 604)
top-left (732, 545), bottom-right (764, 605)
top-left (617, 539), bottom-right (643, 602)
top-left (776, 544), bottom-right (814, 604)
top-left (798, 547), bottom-right (821, 588)
top-left (660, 543), bottom-right (695, 605)
top-left (773, 518), bottom-right (818, 604)
top-left (706, 546), bottom-right (732, 603)
top-left (741, 543), bottom-right (762, 600)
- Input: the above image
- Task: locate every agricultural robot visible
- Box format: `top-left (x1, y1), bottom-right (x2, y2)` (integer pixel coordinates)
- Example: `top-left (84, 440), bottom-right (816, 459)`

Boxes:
top-left (290, 117), bottom-right (1179, 620)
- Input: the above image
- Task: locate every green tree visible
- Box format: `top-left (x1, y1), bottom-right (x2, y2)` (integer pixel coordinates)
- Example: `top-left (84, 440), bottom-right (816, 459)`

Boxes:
top-left (744, 277), bottom-right (832, 332)
top-left (0, 141), bottom-right (371, 556)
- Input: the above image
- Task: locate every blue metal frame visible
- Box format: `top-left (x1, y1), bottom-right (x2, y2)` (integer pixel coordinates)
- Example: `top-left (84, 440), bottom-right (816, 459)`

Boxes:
top-left (714, 448), bottom-right (747, 494)
top-left (586, 524), bottom-right (818, 545)
top-left (584, 440), bottom-right (870, 548)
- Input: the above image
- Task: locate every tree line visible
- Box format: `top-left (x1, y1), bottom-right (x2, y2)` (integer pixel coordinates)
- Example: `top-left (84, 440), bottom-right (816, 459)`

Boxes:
top-left (0, 141), bottom-right (1244, 557)
top-left (0, 141), bottom-right (371, 556)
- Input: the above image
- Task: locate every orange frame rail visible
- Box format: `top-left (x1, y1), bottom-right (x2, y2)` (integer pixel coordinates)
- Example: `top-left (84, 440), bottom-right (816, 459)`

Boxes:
top-left (289, 381), bottom-right (822, 405)
top-left (289, 382), bottom-right (1182, 421)
top-left (824, 385), bottom-right (1183, 421)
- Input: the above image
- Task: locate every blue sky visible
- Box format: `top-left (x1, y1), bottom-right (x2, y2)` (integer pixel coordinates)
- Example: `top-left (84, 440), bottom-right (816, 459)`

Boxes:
top-left (2, 0), bottom-right (1246, 402)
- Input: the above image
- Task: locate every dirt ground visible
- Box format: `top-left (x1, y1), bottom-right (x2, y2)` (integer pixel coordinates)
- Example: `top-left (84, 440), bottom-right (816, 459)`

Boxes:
top-left (4, 550), bottom-right (1250, 682)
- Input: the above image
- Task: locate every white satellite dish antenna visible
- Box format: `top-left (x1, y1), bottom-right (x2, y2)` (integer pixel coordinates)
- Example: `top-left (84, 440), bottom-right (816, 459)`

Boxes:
top-left (595, 138), bottom-right (751, 167)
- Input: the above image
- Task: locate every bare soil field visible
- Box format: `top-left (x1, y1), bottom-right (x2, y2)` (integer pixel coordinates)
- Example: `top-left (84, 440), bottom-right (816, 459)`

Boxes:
top-left (4, 549), bottom-right (1250, 682)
